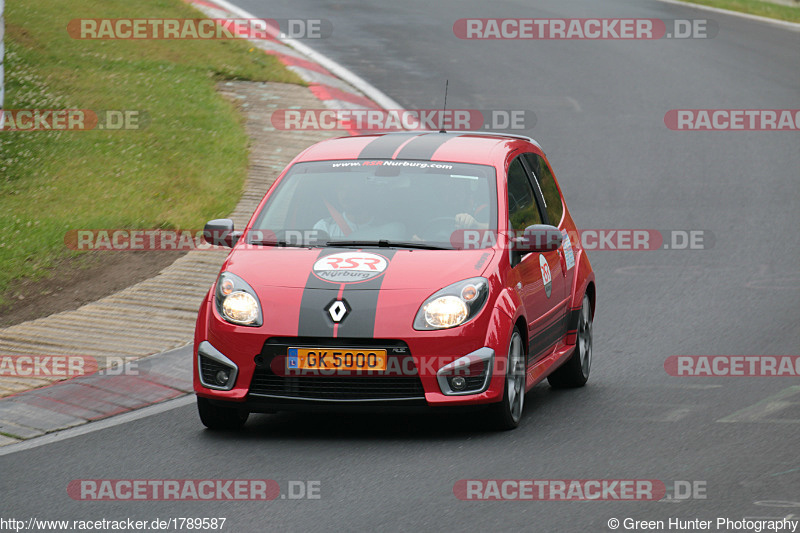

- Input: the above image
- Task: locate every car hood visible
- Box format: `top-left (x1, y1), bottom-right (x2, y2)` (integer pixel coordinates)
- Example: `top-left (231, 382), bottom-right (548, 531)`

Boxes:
top-left (223, 246), bottom-right (495, 290)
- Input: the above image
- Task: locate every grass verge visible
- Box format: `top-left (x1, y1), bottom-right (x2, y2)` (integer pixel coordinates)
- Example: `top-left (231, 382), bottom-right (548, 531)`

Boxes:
top-left (0, 0), bottom-right (303, 308)
top-left (673, 0), bottom-right (800, 23)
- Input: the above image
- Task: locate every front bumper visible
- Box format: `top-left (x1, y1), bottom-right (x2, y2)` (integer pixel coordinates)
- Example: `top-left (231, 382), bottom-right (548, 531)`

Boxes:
top-left (195, 337), bottom-right (501, 409)
top-left (193, 283), bottom-right (514, 409)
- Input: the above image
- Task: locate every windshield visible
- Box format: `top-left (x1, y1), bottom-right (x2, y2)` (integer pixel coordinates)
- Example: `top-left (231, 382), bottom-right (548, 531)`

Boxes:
top-left (249, 159), bottom-right (497, 250)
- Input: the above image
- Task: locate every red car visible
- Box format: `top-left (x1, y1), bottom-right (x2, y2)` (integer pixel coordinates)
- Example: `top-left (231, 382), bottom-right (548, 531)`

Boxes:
top-left (194, 131), bottom-right (595, 430)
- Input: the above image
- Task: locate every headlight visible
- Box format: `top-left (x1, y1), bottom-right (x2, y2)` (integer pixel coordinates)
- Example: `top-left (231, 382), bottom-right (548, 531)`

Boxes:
top-left (222, 292), bottom-right (259, 324)
top-left (424, 296), bottom-right (468, 328)
top-left (414, 277), bottom-right (489, 330)
top-left (214, 272), bottom-right (263, 326)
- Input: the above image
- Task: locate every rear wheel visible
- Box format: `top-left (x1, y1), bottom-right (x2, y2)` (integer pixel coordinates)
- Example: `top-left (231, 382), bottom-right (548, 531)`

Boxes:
top-left (490, 327), bottom-right (526, 430)
top-left (548, 293), bottom-right (592, 388)
top-left (197, 397), bottom-right (249, 430)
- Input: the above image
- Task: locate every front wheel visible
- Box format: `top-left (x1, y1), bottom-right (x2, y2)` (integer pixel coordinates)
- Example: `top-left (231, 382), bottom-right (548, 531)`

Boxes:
top-left (197, 397), bottom-right (249, 430)
top-left (548, 293), bottom-right (592, 388)
top-left (489, 327), bottom-right (526, 430)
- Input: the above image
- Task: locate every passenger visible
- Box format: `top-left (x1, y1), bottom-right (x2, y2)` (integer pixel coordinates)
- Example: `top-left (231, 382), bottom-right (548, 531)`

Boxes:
top-left (314, 181), bottom-right (376, 238)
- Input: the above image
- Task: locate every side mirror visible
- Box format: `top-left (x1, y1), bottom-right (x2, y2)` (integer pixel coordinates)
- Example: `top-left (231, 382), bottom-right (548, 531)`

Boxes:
top-left (203, 219), bottom-right (241, 248)
top-left (512, 224), bottom-right (563, 253)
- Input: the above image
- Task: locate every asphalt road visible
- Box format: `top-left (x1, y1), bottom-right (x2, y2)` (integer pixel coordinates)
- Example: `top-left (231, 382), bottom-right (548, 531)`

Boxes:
top-left (2, 0), bottom-right (799, 531)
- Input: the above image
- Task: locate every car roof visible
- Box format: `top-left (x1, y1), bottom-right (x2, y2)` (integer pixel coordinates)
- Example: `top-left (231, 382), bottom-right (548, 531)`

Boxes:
top-left (296, 131), bottom-right (544, 165)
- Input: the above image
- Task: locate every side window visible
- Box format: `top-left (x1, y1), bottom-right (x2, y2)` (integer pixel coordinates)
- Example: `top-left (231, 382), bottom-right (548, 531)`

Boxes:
top-left (507, 157), bottom-right (543, 231)
top-left (523, 153), bottom-right (564, 225)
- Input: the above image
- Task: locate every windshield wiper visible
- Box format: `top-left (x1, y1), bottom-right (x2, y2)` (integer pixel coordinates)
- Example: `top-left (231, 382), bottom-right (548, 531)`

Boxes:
top-left (248, 240), bottom-right (309, 247)
top-left (325, 240), bottom-right (450, 250)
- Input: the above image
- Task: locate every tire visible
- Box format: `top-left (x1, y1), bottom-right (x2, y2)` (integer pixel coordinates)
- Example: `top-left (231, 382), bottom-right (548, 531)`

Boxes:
top-left (548, 293), bottom-right (592, 388)
top-left (489, 326), bottom-right (526, 430)
top-left (197, 396), bottom-right (249, 430)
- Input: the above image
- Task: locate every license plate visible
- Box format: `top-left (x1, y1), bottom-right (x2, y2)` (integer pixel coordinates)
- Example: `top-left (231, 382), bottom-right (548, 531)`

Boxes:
top-left (286, 347), bottom-right (388, 371)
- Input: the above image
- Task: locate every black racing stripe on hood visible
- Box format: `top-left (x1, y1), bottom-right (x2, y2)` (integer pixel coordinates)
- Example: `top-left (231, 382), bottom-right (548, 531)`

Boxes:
top-left (358, 133), bottom-right (423, 159)
top-left (297, 249), bottom-right (344, 337)
top-left (394, 132), bottom-right (456, 160)
top-left (335, 249), bottom-right (396, 338)
top-left (297, 249), bottom-right (396, 338)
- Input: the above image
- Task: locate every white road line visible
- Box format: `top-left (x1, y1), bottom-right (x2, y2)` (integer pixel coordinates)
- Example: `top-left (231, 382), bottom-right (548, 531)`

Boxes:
top-left (207, 0), bottom-right (406, 110)
top-left (718, 385), bottom-right (800, 423)
top-left (0, 395), bottom-right (194, 456)
top-left (655, 0), bottom-right (800, 32)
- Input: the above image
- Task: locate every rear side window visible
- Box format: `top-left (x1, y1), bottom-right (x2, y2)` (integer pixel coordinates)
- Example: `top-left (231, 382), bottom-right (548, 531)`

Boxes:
top-left (523, 153), bottom-right (563, 225)
top-left (507, 157), bottom-right (542, 231)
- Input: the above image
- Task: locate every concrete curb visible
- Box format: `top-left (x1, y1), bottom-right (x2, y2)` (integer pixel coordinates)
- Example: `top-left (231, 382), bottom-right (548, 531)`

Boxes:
top-left (0, 0), bottom-right (392, 445)
top-left (0, 345), bottom-right (192, 441)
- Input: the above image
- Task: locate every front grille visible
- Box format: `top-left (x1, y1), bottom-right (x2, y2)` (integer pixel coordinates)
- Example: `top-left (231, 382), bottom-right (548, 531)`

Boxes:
top-left (199, 355), bottom-right (229, 386)
top-left (249, 337), bottom-right (425, 401)
top-left (250, 374), bottom-right (426, 400)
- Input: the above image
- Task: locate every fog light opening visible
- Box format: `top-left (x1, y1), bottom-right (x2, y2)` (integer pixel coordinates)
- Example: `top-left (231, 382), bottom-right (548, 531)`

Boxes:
top-left (450, 376), bottom-right (467, 391)
top-left (215, 369), bottom-right (231, 386)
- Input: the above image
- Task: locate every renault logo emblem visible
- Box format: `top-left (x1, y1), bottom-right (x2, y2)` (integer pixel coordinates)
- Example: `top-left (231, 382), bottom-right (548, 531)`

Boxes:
top-left (327, 300), bottom-right (349, 323)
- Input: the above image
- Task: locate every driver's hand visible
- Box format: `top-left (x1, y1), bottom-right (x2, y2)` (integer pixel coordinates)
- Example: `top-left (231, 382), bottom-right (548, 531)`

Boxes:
top-left (455, 212), bottom-right (478, 229)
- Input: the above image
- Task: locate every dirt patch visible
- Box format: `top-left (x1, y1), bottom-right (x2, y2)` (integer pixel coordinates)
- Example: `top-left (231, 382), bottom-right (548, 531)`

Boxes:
top-left (4, 23), bottom-right (44, 51)
top-left (0, 251), bottom-right (185, 328)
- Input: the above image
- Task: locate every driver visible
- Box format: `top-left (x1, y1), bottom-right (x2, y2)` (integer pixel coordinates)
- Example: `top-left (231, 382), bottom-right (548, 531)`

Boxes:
top-left (454, 183), bottom-right (490, 230)
top-left (314, 181), bottom-right (375, 239)
top-left (455, 208), bottom-right (489, 230)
